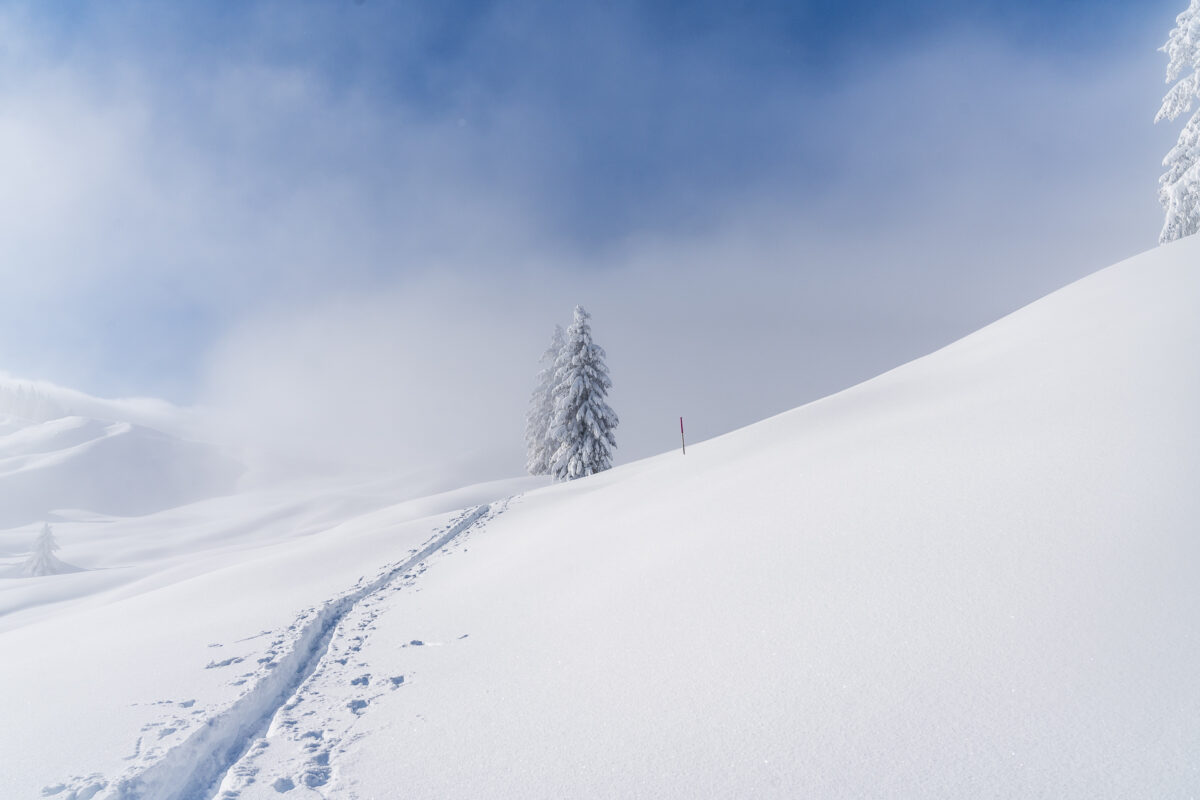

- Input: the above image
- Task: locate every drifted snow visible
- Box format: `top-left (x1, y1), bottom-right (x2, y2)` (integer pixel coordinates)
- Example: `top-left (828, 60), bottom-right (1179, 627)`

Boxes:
top-left (0, 404), bottom-right (242, 530)
top-left (2, 239), bottom-right (1199, 798)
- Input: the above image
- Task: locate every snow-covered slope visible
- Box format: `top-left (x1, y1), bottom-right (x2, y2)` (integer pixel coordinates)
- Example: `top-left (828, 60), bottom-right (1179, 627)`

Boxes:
top-left (2, 240), bottom-right (1199, 799)
top-left (0, 377), bottom-right (242, 528)
top-left (0, 374), bottom-right (198, 433)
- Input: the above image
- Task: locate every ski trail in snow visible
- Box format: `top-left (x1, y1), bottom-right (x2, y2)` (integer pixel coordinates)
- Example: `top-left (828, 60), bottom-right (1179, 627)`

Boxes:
top-left (213, 497), bottom-right (512, 798)
top-left (90, 504), bottom-right (492, 800)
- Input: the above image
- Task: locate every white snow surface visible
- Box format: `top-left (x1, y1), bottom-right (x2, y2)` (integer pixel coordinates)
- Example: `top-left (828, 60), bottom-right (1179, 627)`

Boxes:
top-left (2, 240), bottom-right (1199, 798)
top-left (0, 377), bottom-right (242, 529)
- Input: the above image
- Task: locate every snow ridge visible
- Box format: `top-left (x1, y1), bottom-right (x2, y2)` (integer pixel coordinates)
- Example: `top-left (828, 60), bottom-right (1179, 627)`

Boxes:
top-left (95, 504), bottom-right (492, 800)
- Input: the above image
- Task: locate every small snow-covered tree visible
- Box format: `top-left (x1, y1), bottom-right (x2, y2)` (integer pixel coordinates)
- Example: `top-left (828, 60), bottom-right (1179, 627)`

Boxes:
top-left (548, 306), bottom-right (618, 482)
top-left (1156, 0), bottom-right (1200, 243)
top-left (18, 523), bottom-right (79, 577)
top-left (525, 324), bottom-right (565, 476)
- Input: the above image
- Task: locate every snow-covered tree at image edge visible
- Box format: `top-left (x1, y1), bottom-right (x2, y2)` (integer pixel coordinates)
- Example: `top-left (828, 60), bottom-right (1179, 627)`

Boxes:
top-left (549, 306), bottom-right (618, 482)
top-left (18, 523), bottom-right (81, 577)
top-left (1156, 0), bottom-right (1200, 243)
top-left (524, 324), bottom-right (565, 476)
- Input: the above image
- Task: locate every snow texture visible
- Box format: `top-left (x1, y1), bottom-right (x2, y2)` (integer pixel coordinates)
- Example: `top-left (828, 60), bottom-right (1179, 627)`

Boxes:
top-left (2, 240), bottom-right (1199, 798)
top-left (91, 506), bottom-right (492, 800)
top-left (1157, 0), bottom-right (1200, 242)
top-left (548, 306), bottom-right (618, 481)
top-left (0, 377), bottom-right (243, 529)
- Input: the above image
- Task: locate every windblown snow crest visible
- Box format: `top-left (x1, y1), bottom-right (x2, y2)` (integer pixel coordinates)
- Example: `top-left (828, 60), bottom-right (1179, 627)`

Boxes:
top-left (80, 504), bottom-right (494, 800)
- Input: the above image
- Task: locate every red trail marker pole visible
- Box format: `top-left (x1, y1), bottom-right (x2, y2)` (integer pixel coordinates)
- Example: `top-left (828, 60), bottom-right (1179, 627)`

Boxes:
top-left (680, 416), bottom-right (686, 455)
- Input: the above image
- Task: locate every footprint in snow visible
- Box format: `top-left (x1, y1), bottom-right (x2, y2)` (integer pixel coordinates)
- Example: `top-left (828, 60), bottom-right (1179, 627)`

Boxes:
top-left (205, 656), bottom-right (244, 669)
top-left (301, 751), bottom-right (331, 787)
top-left (44, 776), bottom-right (106, 800)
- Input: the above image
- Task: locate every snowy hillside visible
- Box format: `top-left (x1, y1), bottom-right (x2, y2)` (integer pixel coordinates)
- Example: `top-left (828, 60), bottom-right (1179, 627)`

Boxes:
top-left (2, 239), bottom-right (1199, 799)
top-left (0, 376), bottom-right (242, 528)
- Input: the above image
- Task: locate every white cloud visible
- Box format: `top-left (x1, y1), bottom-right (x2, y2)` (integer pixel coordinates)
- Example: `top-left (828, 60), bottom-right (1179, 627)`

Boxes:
top-left (0, 6), bottom-right (1173, 482)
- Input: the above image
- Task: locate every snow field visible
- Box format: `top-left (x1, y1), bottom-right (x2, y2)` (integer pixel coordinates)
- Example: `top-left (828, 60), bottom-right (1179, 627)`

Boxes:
top-left (0, 415), bottom-right (241, 530)
top-left (96, 505), bottom-right (494, 800)
top-left (0, 482), bottom-right (528, 799)
top-left (326, 239), bottom-right (1199, 798)
top-left (1, 238), bottom-right (1199, 797)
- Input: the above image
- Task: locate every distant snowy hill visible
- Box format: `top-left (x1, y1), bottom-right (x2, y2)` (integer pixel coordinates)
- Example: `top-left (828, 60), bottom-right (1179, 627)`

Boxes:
top-left (0, 376), bottom-right (243, 528)
top-left (1, 239), bottom-right (1198, 799)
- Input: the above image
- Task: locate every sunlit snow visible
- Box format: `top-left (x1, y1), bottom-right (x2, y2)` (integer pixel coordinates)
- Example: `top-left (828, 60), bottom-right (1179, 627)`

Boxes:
top-left (1, 239), bottom-right (1198, 798)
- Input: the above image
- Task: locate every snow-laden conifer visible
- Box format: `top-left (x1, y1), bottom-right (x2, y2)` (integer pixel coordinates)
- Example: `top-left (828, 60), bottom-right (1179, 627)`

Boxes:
top-left (525, 324), bottom-right (565, 476)
top-left (549, 306), bottom-right (618, 482)
top-left (18, 523), bottom-right (81, 577)
top-left (1156, 0), bottom-right (1200, 243)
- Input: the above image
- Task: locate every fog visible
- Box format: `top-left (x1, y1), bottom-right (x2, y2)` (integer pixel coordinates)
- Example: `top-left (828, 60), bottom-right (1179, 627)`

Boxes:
top-left (0, 1), bottom-right (1181, 483)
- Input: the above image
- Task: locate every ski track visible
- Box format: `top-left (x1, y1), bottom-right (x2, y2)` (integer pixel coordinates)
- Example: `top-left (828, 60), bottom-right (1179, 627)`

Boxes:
top-left (210, 504), bottom-right (498, 800)
top-left (52, 503), bottom-right (498, 800)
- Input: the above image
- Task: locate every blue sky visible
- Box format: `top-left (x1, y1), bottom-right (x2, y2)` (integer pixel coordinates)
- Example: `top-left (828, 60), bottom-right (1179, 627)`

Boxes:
top-left (0, 0), bottom-right (1187, 476)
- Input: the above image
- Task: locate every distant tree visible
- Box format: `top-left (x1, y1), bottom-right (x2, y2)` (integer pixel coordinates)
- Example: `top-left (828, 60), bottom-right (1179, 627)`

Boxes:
top-left (549, 306), bottom-right (618, 482)
top-left (0, 382), bottom-right (66, 422)
top-left (525, 324), bottom-right (566, 476)
top-left (1156, 0), bottom-right (1200, 243)
top-left (18, 523), bottom-right (80, 577)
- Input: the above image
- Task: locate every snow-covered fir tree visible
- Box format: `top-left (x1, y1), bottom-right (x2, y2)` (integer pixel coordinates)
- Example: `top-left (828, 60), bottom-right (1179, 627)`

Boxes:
top-left (524, 324), bottom-right (565, 476)
top-left (18, 523), bottom-right (80, 577)
top-left (1156, 0), bottom-right (1200, 243)
top-left (548, 306), bottom-right (618, 482)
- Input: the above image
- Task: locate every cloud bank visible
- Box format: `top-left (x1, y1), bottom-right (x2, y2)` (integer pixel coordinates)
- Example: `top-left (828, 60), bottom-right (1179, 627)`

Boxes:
top-left (0, 1), bottom-right (1179, 483)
